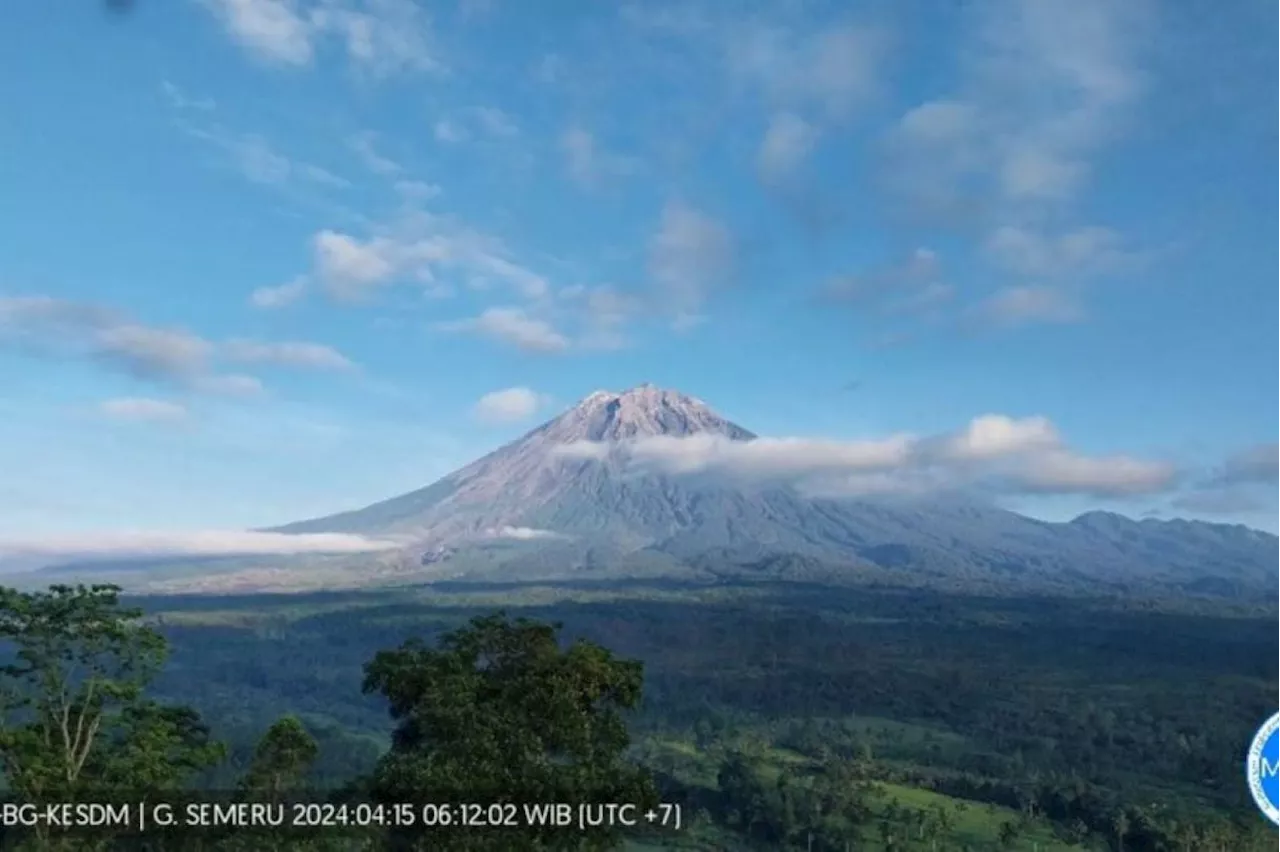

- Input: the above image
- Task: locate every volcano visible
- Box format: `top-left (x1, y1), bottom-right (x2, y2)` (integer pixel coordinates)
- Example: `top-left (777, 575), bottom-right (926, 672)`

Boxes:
top-left (263, 385), bottom-right (1276, 597)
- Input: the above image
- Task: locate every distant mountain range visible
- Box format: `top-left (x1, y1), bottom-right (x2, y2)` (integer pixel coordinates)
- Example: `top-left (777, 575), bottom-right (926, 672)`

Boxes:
top-left (27, 385), bottom-right (1276, 597)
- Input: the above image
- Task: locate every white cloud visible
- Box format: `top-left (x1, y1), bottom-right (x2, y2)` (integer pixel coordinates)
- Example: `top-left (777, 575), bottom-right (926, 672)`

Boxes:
top-left (469, 106), bottom-right (519, 137)
top-left (434, 119), bottom-right (467, 143)
top-left (249, 277), bottom-right (308, 308)
top-left (486, 526), bottom-right (569, 541)
top-left (560, 126), bottom-right (636, 189)
top-left (628, 433), bottom-right (917, 478)
top-left (222, 340), bottom-right (356, 371)
top-left (649, 201), bottom-right (735, 317)
top-left (309, 215), bottom-right (550, 302)
top-left (825, 247), bottom-right (943, 306)
top-left (972, 286), bottom-right (1084, 328)
top-left (94, 324), bottom-right (212, 379)
top-left (160, 81), bottom-right (216, 111)
top-left (99, 397), bottom-right (190, 425)
top-left (205, 0), bottom-right (443, 75)
top-left (438, 307), bottom-right (569, 353)
top-left (394, 180), bottom-right (442, 202)
top-left (985, 225), bottom-right (1134, 279)
top-left (561, 127), bottom-right (596, 186)
top-left (459, 0), bottom-right (495, 21)
top-left (187, 127), bottom-right (349, 189)
top-left (473, 387), bottom-right (547, 424)
top-left (552, 441), bottom-right (611, 462)
top-left (562, 285), bottom-right (642, 351)
top-left (470, 255), bottom-right (548, 299)
top-left (1016, 451), bottom-right (1174, 497)
top-left (193, 373), bottom-right (267, 397)
top-left (205, 0), bottom-right (315, 65)
top-left (0, 529), bottom-right (400, 562)
top-left (727, 23), bottom-right (887, 121)
top-left (348, 130), bottom-right (401, 175)
top-left (757, 112), bottom-right (820, 183)
top-left (939, 414), bottom-right (1060, 461)
top-left (554, 413), bottom-right (1176, 499)
top-left (879, 0), bottom-right (1153, 333)
top-left (434, 107), bottom-right (520, 146)
top-left (888, 0), bottom-right (1150, 215)
top-left (312, 230), bottom-right (400, 299)
top-left (0, 294), bottom-right (350, 393)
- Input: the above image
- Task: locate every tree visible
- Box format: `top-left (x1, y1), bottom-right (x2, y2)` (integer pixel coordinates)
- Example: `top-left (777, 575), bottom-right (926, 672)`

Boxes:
top-left (1112, 808), bottom-right (1130, 852)
top-left (238, 715), bottom-right (320, 797)
top-left (0, 584), bottom-right (223, 849)
top-left (222, 716), bottom-right (354, 852)
top-left (362, 612), bottom-right (658, 851)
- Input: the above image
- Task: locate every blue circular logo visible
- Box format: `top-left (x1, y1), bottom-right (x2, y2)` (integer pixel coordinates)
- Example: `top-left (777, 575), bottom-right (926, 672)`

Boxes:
top-left (1246, 711), bottom-right (1280, 826)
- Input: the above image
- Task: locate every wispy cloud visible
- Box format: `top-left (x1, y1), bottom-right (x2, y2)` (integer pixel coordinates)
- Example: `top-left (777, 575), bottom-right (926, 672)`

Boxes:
top-left (394, 180), bottom-right (442, 203)
top-left (249, 277), bottom-right (308, 309)
top-left (433, 107), bottom-right (519, 144)
top-left (881, 0), bottom-right (1156, 328)
top-left (756, 112), bottom-right (820, 184)
top-left (1209, 443), bottom-right (1280, 486)
top-left (204, 0), bottom-right (444, 76)
top-left (433, 118), bottom-right (468, 144)
top-left (222, 339), bottom-right (357, 371)
top-left (560, 126), bottom-right (637, 189)
top-left (726, 22), bottom-right (887, 121)
top-left (823, 248), bottom-right (946, 311)
top-left (0, 295), bottom-right (354, 393)
top-left (886, 0), bottom-right (1152, 219)
top-left (468, 106), bottom-right (519, 137)
top-left (185, 126), bottom-right (349, 189)
top-left (648, 200), bottom-right (735, 321)
top-left (348, 130), bottom-right (401, 175)
top-left (984, 225), bottom-right (1140, 280)
top-left (308, 212), bottom-right (549, 302)
top-left (438, 307), bottom-right (569, 354)
top-left (99, 397), bottom-right (191, 425)
top-left (968, 286), bottom-right (1085, 329)
top-left (160, 80), bottom-right (216, 111)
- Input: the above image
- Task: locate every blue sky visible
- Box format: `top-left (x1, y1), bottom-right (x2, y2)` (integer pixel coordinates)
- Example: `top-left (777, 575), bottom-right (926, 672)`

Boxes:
top-left (0, 0), bottom-right (1276, 554)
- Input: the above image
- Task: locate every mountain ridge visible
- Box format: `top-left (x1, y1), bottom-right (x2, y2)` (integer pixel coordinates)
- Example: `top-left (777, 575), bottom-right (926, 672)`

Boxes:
top-left (266, 385), bottom-right (1276, 597)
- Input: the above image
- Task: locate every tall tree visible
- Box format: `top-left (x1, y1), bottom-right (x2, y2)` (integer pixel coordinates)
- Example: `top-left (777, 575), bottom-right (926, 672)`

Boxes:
top-left (0, 584), bottom-right (223, 849)
top-left (238, 715), bottom-right (320, 798)
top-left (362, 612), bottom-right (657, 851)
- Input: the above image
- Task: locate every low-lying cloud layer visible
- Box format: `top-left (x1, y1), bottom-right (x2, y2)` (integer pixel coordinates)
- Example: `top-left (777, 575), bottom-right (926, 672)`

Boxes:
top-left (0, 530), bottom-right (400, 566)
top-left (554, 414), bottom-right (1178, 499)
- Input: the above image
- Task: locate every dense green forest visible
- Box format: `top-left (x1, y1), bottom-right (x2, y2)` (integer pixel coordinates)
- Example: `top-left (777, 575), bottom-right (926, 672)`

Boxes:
top-left (0, 580), bottom-right (1274, 850)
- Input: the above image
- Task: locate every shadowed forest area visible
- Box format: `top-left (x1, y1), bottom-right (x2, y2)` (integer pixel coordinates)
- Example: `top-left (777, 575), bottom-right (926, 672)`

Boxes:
top-left (0, 581), bottom-right (1271, 850)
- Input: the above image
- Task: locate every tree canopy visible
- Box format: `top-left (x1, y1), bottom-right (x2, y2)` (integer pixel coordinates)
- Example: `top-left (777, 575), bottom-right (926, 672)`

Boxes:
top-left (362, 612), bottom-right (657, 850)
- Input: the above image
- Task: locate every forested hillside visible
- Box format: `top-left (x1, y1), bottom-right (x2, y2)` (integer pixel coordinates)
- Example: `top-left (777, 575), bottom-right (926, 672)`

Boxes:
top-left (0, 581), bottom-right (1273, 850)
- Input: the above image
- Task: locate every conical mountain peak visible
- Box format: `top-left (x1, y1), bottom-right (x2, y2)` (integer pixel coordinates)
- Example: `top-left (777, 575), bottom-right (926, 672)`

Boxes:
top-left (545, 385), bottom-right (755, 442)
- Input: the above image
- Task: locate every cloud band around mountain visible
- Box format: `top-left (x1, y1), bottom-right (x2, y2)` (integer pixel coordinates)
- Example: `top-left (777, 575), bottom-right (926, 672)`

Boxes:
top-left (552, 414), bottom-right (1177, 499)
